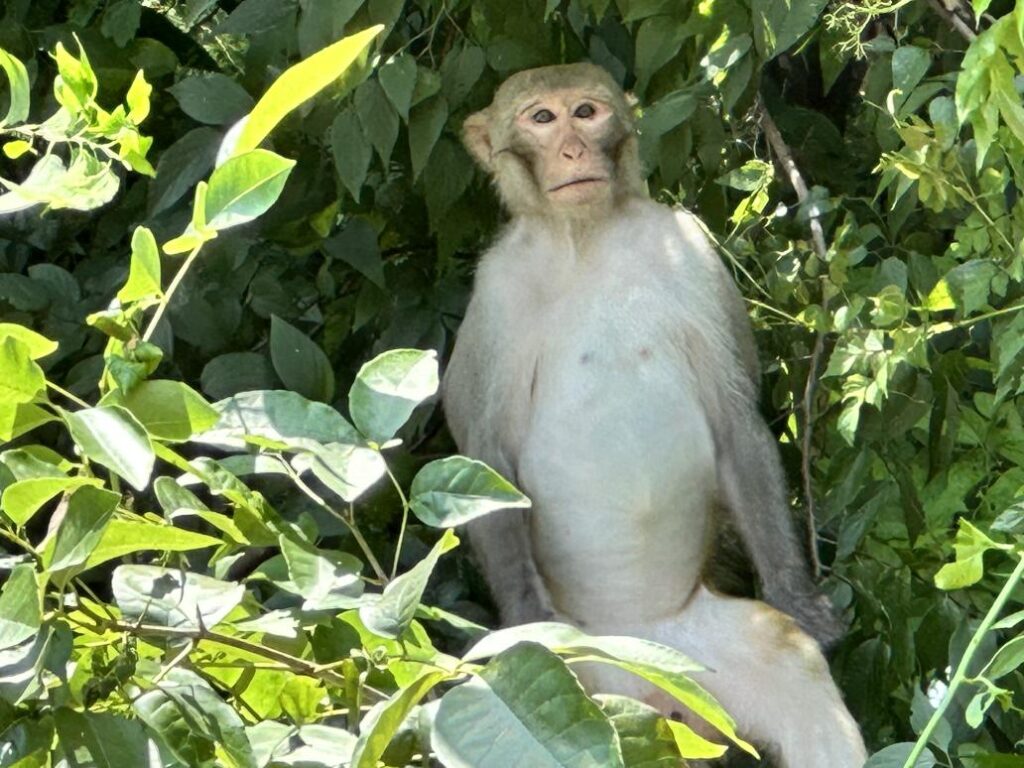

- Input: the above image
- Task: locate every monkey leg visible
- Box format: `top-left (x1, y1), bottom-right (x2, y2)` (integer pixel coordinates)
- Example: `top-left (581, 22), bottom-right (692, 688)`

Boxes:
top-left (574, 586), bottom-right (866, 768)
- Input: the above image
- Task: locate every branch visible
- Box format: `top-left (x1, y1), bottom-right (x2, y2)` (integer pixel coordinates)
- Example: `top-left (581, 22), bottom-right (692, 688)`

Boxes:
top-left (927, 0), bottom-right (977, 41)
top-left (760, 100), bottom-right (827, 578)
top-left (77, 615), bottom-right (349, 688)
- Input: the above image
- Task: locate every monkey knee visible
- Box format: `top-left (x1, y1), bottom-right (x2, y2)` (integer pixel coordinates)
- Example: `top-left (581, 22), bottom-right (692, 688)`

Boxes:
top-left (749, 602), bottom-right (831, 678)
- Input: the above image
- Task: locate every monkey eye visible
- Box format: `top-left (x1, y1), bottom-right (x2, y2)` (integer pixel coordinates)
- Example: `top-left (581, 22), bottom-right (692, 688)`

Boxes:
top-left (574, 103), bottom-right (596, 118)
top-left (532, 108), bottom-right (556, 124)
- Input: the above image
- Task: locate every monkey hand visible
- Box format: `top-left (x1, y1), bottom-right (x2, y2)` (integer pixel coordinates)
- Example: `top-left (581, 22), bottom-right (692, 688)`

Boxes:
top-left (766, 588), bottom-right (847, 651)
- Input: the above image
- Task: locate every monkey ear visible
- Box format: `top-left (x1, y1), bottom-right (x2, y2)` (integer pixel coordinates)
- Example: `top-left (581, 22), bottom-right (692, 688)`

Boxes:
top-left (462, 110), bottom-right (494, 170)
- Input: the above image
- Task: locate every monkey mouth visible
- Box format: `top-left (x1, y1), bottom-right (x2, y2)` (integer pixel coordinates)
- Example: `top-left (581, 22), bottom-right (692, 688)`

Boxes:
top-left (549, 177), bottom-right (609, 192)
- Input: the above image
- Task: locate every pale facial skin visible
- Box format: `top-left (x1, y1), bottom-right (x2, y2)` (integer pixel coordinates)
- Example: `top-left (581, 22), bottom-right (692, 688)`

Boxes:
top-left (512, 89), bottom-right (617, 208)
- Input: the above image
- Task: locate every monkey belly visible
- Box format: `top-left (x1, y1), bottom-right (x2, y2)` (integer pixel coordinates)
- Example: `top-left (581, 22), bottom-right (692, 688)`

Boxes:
top-left (517, 358), bottom-right (717, 626)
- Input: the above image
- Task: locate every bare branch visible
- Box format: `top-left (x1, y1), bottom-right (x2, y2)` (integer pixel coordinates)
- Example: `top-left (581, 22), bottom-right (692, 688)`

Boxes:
top-left (927, 0), bottom-right (978, 41)
top-left (759, 100), bottom-right (827, 578)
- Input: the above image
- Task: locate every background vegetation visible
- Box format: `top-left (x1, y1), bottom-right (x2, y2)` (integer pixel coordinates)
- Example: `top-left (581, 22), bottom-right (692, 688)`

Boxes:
top-left (3, 0), bottom-right (1024, 765)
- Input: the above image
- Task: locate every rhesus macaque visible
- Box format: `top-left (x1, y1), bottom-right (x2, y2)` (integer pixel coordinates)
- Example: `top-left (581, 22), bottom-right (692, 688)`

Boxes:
top-left (442, 63), bottom-right (866, 767)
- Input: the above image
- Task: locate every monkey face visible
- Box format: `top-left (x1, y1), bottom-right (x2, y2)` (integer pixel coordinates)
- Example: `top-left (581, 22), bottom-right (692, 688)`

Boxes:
top-left (511, 89), bottom-right (618, 209)
top-left (462, 63), bottom-right (646, 219)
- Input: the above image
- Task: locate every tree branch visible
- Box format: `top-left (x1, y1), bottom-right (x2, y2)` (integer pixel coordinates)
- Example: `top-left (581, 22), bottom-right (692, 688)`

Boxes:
top-left (927, 0), bottom-right (977, 41)
top-left (760, 100), bottom-right (827, 578)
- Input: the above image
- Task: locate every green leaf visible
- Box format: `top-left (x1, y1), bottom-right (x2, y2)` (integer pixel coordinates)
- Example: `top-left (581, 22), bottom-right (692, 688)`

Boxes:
top-left (349, 349), bottom-right (439, 443)
top-left (0, 402), bottom-right (55, 442)
top-left (356, 78), bottom-right (401, 165)
top-left (280, 536), bottom-right (365, 610)
top-left (934, 519), bottom-right (1008, 590)
top-left (360, 529), bottom-right (459, 639)
top-left (0, 48), bottom-right (30, 127)
top-left (126, 70), bottom-right (152, 124)
top-left (116, 226), bottom-right (162, 304)
top-left (100, 0), bottom-right (142, 47)
top-left (3, 139), bottom-right (31, 159)
top-left (63, 406), bottom-right (155, 490)
top-left (169, 73), bottom-right (255, 126)
top-left (892, 46), bottom-right (931, 111)
top-left (408, 94), bottom-right (448, 181)
top-left (53, 710), bottom-right (153, 768)
top-left (331, 110), bottom-right (372, 200)
top-left (463, 622), bottom-right (752, 753)
top-left (752, 0), bottom-right (829, 60)
top-left (0, 337), bottom-right (46, 404)
top-left (201, 352), bottom-right (279, 400)
top-left (351, 670), bottom-right (449, 768)
top-left (0, 566), bottom-right (41, 651)
top-left (112, 565), bottom-right (244, 630)
top-left (204, 149), bottom-right (296, 231)
top-left (323, 218), bottom-right (385, 288)
top-left (230, 25), bottom-right (383, 158)
top-left (269, 315), bottom-right (336, 402)
top-left (148, 127), bottom-right (220, 216)
top-left (433, 642), bottom-right (625, 768)
top-left (410, 456), bottom-right (531, 527)
top-left (43, 485), bottom-right (119, 578)
top-left (0, 324), bottom-right (57, 360)
top-left (292, 441), bottom-right (386, 503)
top-left (379, 53), bottom-right (417, 119)
top-left (196, 389), bottom-right (360, 451)
top-left (634, 18), bottom-right (690, 95)
top-left (112, 379), bottom-right (219, 441)
top-left (441, 45), bottom-right (485, 108)
top-left (1, 476), bottom-right (101, 526)
top-left (863, 743), bottom-right (936, 768)
top-left (53, 40), bottom-right (97, 114)
top-left (133, 668), bottom-right (257, 768)
top-left (86, 519), bottom-right (222, 569)
top-left (597, 695), bottom-right (708, 763)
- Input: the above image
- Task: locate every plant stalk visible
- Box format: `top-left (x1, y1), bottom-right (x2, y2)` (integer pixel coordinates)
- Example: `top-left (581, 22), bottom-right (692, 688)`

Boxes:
top-left (903, 554), bottom-right (1024, 767)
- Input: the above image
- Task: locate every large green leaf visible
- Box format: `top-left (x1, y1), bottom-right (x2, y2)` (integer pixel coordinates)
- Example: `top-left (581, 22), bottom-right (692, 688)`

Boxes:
top-left (351, 670), bottom-right (449, 768)
top-left (348, 349), bottom-right (439, 443)
top-left (195, 390), bottom-right (360, 451)
top-left (597, 695), bottom-right (700, 765)
top-left (269, 315), bottom-right (335, 402)
top-left (1, 475), bottom-right (101, 526)
top-left (0, 337), bottom-right (46, 405)
top-left (280, 535), bottom-right (365, 611)
top-left (0, 48), bottom-right (30, 126)
top-left (229, 25), bottom-right (383, 158)
top-left (63, 406), bottom-right (154, 490)
top-left (204, 149), bottom-right (295, 231)
top-left (292, 441), bottom-right (386, 503)
top-left (410, 456), bottom-right (530, 528)
top-left (462, 623), bottom-right (751, 752)
top-left (168, 73), bottom-right (255, 126)
top-left (53, 709), bottom-right (154, 768)
top-left (133, 668), bottom-right (257, 768)
top-left (110, 379), bottom-right (219, 441)
top-left (112, 565), bottom-right (244, 630)
top-left (0, 566), bottom-right (41, 651)
top-left (43, 486), bottom-right (119, 578)
top-left (433, 642), bottom-right (625, 768)
top-left (0, 324), bottom-right (58, 359)
top-left (116, 226), bottom-right (162, 304)
top-left (360, 529), bottom-right (459, 639)
top-left (752, 0), bottom-right (829, 59)
top-left (86, 519), bottom-right (222, 569)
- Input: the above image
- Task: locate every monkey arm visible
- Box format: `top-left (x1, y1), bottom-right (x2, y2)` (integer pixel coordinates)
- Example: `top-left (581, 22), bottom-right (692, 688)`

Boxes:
top-left (714, 407), bottom-right (844, 647)
top-left (467, 510), bottom-right (559, 626)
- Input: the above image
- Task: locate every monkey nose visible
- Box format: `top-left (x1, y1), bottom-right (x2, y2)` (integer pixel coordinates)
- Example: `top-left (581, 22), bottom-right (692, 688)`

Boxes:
top-left (560, 137), bottom-right (587, 160)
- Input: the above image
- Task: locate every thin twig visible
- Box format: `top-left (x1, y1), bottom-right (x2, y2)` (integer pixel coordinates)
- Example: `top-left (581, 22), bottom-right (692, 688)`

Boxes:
top-left (760, 100), bottom-right (827, 578)
top-left (72, 614), bottom-right (349, 688)
top-left (927, 0), bottom-right (977, 40)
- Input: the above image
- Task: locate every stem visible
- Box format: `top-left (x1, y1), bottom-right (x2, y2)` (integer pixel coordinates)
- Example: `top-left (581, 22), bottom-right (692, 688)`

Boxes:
top-left (71, 614), bottom-right (349, 688)
top-left (761, 100), bottom-right (828, 578)
top-left (903, 554), bottom-right (1024, 767)
top-left (949, 301), bottom-right (1024, 329)
top-left (46, 382), bottom-right (91, 409)
top-left (387, 467), bottom-right (411, 579)
top-left (285, 465), bottom-right (389, 583)
top-left (142, 245), bottom-right (202, 343)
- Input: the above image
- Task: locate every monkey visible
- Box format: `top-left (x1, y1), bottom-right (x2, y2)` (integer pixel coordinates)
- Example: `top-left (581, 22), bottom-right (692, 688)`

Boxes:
top-left (441, 63), bottom-right (867, 767)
